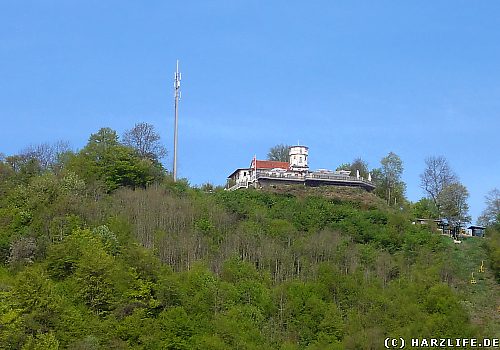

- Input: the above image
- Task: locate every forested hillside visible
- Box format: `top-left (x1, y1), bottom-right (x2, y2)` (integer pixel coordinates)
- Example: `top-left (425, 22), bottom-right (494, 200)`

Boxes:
top-left (0, 128), bottom-right (499, 349)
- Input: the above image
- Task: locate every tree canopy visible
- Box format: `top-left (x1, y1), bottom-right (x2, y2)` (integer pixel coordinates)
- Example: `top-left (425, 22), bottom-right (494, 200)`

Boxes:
top-left (372, 152), bottom-right (406, 206)
top-left (122, 122), bottom-right (167, 162)
top-left (420, 156), bottom-right (458, 216)
top-left (336, 158), bottom-right (370, 178)
top-left (267, 144), bottom-right (291, 162)
top-left (478, 188), bottom-right (500, 227)
top-left (65, 127), bottom-right (165, 192)
top-left (412, 197), bottom-right (439, 219)
top-left (439, 182), bottom-right (471, 225)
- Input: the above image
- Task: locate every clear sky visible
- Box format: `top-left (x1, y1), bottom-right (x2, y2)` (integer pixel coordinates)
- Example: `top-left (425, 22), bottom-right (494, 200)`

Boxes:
top-left (1, 1), bottom-right (499, 223)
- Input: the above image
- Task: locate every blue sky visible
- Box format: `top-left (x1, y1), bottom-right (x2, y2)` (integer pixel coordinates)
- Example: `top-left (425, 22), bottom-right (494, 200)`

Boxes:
top-left (1, 1), bottom-right (499, 223)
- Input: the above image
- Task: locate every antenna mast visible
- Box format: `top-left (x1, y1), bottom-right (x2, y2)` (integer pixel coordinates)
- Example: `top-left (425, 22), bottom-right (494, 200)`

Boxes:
top-left (173, 60), bottom-right (181, 181)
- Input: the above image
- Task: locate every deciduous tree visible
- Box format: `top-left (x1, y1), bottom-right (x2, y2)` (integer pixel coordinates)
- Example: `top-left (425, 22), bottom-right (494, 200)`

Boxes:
top-left (412, 198), bottom-right (439, 219)
top-left (350, 158), bottom-right (369, 179)
top-left (4, 154), bottom-right (41, 181)
top-left (122, 122), bottom-right (167, 162)
top-left (67, 127), bottom-right (163, 192)
top-left (21, 141), bottom-right (70, 171)
top-left (439, 182), bottom-right (471, 226)
top-left (478, 188), bottom-right (500, 227)
top-left (373, 152), bottom-right (405, 206)
top-left (336, 158), bottom-right (369, 178)
top-left (267, 144), bottom-right (291, 162)
top-left (335, 163), bottom-right (350, 172)
top-left (420, 156), bottom-right (457, 216)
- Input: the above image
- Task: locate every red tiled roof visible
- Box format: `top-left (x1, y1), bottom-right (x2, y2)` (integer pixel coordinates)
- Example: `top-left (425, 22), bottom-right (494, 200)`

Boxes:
top-left (251, 159), bottom-right (289, 170)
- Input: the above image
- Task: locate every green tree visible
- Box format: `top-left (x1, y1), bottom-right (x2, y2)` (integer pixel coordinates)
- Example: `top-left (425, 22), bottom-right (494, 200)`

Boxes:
top-left (335, 163), bottom-right (350, 172)
top-left (71, 230), bottom-right (119, 314)
top-left (10, 266), bottom-right (63, 341)
top-left (99, 145), bottom-right (155, 190)
top-left (350, 158), bottom-right (369, 179)
top-left (315, 303), bottom-right (344, 344)
top-left (267, 144), bottom-right (291, 162)
top-left (438, 182), bottom-right (471, 226)
top-left (373, 152), bottom-right (405, 206)
top-left (336, 158), bottom-right (369, 178)
top-left (4, 154), bottom-right (42, 183)
top-left (420, 156), bottom-right (457, 217)
top-left (157, 307), bottom-right (195, 349)
top-left (0, 157), bottom-right (16, 191)
top-left (66, 127), bottom-right (163, 191)
top-left (21, 332), bottom-right (60, 350)
top-left (486, 225), bottom-right (500, 282)
top-left (86, 127), bottom-right (120, 152)
top-left (412, 198), bottom-right (439, 219)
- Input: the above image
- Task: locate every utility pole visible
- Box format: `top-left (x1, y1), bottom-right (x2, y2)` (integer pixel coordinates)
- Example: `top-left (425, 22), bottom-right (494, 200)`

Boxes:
top-left (173, 60), bottom-right (181, 181)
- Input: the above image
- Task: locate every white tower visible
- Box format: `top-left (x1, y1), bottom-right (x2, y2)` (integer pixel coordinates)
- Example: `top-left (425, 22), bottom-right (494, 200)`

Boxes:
top-left (289, 145), bottom-right (309, 171)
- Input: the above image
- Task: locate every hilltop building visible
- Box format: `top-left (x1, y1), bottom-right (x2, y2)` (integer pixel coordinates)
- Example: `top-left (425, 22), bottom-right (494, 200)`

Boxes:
top-left (468, 225), bottom-right (486, 237)
top-left (227, 145), bottom-right (375, 191)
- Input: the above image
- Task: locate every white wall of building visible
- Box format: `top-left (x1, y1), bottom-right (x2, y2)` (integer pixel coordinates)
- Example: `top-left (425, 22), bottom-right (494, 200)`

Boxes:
top-left (289, 145), bottom-right (309, 169)
top-left (235, 169), bottom-right (251, 184)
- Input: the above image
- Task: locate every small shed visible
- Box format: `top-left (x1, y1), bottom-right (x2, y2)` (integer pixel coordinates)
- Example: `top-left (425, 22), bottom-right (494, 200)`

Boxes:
top-left (468, 225), bottom-right (486, 237)
top-left (436, 220), bottom-right (449, 234)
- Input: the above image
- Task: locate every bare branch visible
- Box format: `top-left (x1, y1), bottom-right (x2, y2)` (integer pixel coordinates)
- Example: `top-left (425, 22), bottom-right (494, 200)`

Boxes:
top-left (420, 156), bottom-right (458, 215)
top-left (122, 122), bottom-right (167, 161)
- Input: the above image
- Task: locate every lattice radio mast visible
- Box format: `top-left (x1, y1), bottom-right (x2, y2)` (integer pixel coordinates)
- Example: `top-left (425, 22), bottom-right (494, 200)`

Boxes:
top-left (173, 60), bottom-right (181, 181)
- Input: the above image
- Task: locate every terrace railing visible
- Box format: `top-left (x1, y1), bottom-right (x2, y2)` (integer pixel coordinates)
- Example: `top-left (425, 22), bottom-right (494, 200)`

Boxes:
top-left (256, 171), bottom-right (374, 185)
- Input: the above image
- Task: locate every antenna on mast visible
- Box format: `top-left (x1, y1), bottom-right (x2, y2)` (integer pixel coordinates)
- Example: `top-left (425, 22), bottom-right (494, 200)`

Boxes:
top-left (173, 60), bottom-right (181, 181)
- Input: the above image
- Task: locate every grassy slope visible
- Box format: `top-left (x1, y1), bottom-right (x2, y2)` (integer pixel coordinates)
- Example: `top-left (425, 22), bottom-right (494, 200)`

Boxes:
top-left (262, 186), bottom-right (385, 208)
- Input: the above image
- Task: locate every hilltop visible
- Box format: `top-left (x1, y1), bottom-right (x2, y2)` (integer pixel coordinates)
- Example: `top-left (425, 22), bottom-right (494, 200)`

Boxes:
top-left (0, 128), bottom-right (499, 348)
top-left (1, 173), bottom-right (499, 348)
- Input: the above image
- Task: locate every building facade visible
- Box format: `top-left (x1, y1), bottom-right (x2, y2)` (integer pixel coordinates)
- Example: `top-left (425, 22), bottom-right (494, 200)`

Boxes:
top-left (227, 145), bottom-right (375, 192)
